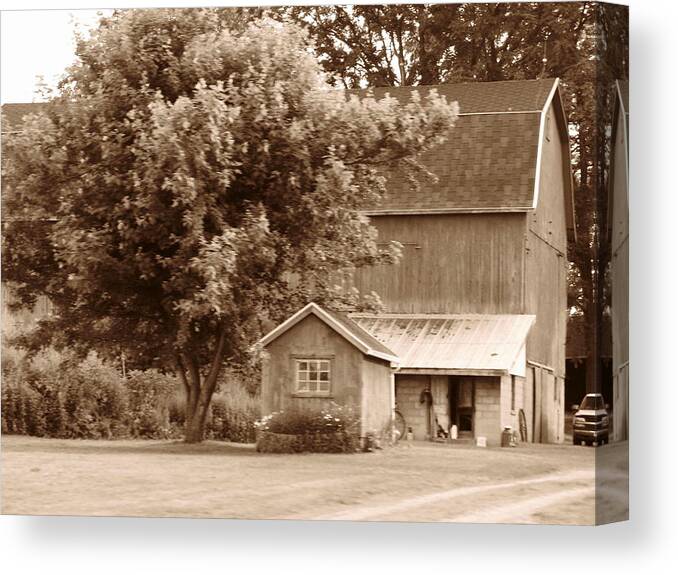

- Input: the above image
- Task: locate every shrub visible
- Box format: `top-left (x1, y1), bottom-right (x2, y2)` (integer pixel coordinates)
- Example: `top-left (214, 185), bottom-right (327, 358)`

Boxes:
top-left (207, 384), bottom-right (260, 443)
top-left (255, 403), bottom-right (359, 453)
top-left (0, 344), bottom-right (259, 442)
top-left (61, 355), bottom-right (128, 439)
top-left (256, 403), bottom-right (359, 435)
top-left (125, 371), bottom-right (179, 438)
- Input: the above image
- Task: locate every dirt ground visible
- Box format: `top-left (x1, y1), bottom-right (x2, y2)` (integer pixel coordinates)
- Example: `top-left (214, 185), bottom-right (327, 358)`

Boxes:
top-left (0, 435), bottom-right (628, 524)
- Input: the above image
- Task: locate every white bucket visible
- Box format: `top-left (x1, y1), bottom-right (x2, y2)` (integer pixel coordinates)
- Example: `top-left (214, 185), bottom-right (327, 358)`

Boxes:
top-left (476, 436), bottom-right (487, 447)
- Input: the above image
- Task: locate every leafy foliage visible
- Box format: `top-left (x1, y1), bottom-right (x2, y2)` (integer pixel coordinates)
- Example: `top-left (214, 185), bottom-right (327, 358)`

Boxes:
top-left (2, 11), bottom-right (457, 441)
top-left (0, 348), bottom-right (188, 440)
top-left (255, 403), bottom-right (359, 435)
top-left (255, 403), bottom-right (360, 454)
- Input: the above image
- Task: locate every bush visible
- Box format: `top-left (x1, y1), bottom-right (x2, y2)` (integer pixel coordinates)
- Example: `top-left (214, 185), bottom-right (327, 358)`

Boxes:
top-left (0, 344), bottom-right (259, 442)
top-left (255, 403), bottom-right (359, 453)
top-left (207, 385), bottom-right (260, 443)
top-left (125, 371), bottom-right (179, 438)
top-left (61, 355), bottom-right (128, 439)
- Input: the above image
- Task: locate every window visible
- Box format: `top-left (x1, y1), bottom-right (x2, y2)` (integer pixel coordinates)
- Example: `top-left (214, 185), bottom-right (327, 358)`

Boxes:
top-left (295, 359), bottom-right (331, 395)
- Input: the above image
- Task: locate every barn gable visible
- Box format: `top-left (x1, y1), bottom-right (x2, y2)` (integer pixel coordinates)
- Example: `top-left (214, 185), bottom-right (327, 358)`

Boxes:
top-left (356, 78), bottom-right (575, 241)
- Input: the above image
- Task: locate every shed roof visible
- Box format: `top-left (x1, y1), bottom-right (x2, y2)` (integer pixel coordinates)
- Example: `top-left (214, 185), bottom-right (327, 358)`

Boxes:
top-left (258, 303), bottom-right (400, 364)
top-left (349, 313), bottom-right (535, 375)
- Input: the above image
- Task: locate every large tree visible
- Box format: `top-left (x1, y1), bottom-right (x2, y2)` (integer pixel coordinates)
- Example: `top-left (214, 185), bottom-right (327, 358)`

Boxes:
top-left (278, 2), bottom-right (628, 393)
top-left (2, 10), bottom-right (458, 442)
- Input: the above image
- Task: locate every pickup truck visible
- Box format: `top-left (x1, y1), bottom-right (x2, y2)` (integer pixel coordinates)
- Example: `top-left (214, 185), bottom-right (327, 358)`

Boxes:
top-left (572, 393), bottom-right (610, 446)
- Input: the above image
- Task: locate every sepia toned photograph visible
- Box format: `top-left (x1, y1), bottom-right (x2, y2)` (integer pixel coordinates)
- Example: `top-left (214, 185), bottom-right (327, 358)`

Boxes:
top-left (1, 1), bottom-right (628, 525)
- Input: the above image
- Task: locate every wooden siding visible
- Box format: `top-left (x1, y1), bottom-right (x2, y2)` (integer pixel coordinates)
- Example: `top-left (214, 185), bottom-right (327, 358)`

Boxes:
top-left (261, 314), bottom-right (364, 416)
top-left (531, 106), bottom-right (569, 254)
top-left (524, 230), bottom-right (567, 375)
top-left (524, 101), bottom-right (569, 380)
top-left (261, 313), bottom-right (392, 438)
top-left (353, 213), bottom-right (525, 314)
top-left (527, 365), bottom-right (564, 443)
top-left (360, 356), bottom-right (394, 438)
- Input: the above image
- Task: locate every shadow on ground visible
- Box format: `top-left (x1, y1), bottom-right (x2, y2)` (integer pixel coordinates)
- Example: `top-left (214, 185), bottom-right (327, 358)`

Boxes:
top-left (1, 436), bottom-right (259, 457)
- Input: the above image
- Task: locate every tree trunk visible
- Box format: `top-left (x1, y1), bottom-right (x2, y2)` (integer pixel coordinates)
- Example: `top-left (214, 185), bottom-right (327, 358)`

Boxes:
top-left (178, 326), bottom-right (229, 444)
top-left (184, 400), bottom-right (211, 444)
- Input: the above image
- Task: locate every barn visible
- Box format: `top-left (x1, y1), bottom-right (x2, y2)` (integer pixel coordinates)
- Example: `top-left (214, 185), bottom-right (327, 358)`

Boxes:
top-left (260, 78), bottom-right (575, 446)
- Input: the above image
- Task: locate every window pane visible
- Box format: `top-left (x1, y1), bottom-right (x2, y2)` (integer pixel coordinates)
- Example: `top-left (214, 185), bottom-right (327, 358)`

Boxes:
top-left (296, 359), bottom-right (330, 393)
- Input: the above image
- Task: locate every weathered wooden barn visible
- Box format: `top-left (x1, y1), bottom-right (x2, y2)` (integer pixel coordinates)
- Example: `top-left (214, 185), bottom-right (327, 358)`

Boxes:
top-left (608, 80), bottom-right (629, 442)
top-left (261, 78), bottom-right (575, 446)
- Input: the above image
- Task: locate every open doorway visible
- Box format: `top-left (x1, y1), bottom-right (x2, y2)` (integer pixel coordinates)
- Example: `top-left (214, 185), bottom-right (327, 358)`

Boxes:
top-left (449, 376), bottom-right (474, 438)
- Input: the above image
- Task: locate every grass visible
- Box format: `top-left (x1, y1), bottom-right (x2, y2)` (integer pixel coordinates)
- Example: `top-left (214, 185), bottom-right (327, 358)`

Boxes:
top-left (0, 434), bottom-right (623, 524)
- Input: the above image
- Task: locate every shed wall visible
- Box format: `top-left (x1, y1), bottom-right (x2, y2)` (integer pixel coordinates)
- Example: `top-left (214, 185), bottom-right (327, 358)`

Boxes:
top-left (261, 314), bottom-right (363, 416)
top-left (474, 378), bottom-right (502, 445)
top-left (360, 356), bottom-right (394, 438)
top-left (394, 375), bottom-right (430, 440)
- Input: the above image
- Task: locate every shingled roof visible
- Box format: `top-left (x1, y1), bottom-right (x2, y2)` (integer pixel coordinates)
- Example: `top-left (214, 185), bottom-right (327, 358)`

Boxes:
top-left (353, 78), bottom-right (571, 219)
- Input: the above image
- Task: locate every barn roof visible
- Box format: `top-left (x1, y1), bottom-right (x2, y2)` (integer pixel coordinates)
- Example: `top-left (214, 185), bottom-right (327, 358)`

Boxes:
top-left (258, 303), bottom-right (400, 364)
top-left (353, 78), bottom-right (575, 240)
top-left (349, 313), bottom-right (535, 376)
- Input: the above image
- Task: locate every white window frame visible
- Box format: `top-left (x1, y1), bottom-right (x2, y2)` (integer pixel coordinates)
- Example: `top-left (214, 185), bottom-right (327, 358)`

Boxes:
top-left (294, 358), bottom-right (332, 396)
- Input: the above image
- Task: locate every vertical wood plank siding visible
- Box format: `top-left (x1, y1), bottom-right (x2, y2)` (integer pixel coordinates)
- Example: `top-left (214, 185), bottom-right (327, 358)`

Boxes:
top-left (262, 314), bottom-right (364, 416)
top-left (360, 356), bottom-right (394, 437)
top-left (261, 314), bottom-right (393, 438)
top-left (353, 213), bottom-right (525, 314)
top-left (525, 104), bottom-right (568, 380)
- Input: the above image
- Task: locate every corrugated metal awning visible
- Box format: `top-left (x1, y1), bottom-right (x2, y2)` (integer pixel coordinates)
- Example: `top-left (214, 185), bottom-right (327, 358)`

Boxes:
top-left (349, 313), bottom-right (535, 376)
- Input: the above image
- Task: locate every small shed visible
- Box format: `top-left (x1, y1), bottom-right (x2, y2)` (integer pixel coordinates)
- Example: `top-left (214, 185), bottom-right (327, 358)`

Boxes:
top-left (258, 303), bottom-right (399, 439)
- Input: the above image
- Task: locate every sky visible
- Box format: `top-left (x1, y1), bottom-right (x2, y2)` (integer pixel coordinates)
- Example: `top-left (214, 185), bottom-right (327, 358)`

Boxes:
top-left (0, 1), bottom-right (264, 103)
top-left (1, 9), bottom-right (111, 103)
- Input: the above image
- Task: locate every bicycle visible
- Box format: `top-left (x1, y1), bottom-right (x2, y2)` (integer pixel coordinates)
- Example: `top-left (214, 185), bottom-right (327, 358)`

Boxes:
top-left (392, 406), bottom-right (407, 443)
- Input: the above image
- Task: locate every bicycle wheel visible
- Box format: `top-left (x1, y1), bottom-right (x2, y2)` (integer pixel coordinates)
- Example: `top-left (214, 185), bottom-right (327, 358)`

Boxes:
top-left (393, 409), bottom-right (406, 441)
